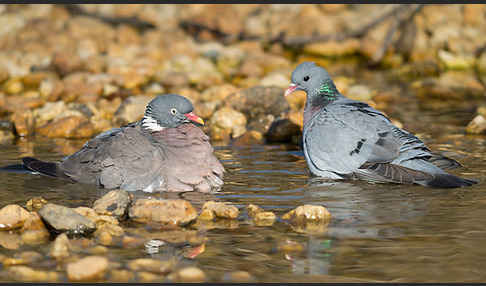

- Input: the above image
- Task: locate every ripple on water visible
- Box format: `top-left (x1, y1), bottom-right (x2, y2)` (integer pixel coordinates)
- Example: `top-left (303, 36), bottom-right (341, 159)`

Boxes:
top-left (0, 125), bottom-right (485, 282)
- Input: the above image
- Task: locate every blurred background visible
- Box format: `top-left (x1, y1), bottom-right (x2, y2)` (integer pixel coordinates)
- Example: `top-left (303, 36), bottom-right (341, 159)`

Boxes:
top-left (0, 4), bottom-right (485, 151)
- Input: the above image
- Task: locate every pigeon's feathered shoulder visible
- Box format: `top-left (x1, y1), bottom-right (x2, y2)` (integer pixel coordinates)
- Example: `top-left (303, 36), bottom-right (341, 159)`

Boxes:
top-left (60, 122), bottom-right (167, 191)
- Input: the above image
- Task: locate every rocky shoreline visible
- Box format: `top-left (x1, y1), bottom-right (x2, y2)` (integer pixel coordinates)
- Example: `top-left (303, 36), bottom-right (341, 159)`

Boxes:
top-left (0, 4), bottom-right (484, 148)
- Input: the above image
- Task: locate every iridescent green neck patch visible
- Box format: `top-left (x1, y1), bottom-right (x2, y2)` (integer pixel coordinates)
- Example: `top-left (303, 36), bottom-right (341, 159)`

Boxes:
top-left (318, 80), bottom-right (338, 99)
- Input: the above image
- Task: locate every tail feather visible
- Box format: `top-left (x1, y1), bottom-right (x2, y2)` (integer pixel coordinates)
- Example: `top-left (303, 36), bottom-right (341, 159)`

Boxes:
top-left (420, 173), bottom-right (478, 188)
top-left (21, 157), bottom-right (71, 181)
top-left (357, 162), bottom-right (478, 188)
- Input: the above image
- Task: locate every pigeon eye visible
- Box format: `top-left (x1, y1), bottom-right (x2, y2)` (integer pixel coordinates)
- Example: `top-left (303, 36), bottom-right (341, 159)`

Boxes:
top-left (170, 108), bottom-right (177, 115)
top-left (303, 76), bottom-right (310, 82)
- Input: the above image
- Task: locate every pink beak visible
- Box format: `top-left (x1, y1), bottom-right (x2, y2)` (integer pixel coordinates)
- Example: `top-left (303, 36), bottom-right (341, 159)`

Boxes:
top-left (184, 112), bottom-right (204, 125)
top-left (284, 83), bottom-right (298, 97)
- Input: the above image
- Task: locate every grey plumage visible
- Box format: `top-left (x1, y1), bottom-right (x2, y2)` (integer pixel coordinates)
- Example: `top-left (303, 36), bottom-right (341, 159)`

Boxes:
top-left (20, 94), bottom-right (224, 193)
top-left (285, 62), bottom-right (477, 188)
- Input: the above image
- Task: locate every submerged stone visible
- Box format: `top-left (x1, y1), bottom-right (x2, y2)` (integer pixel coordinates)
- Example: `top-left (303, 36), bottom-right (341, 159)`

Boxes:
top-left (66, 256), bottom-right (109, 282)
top-left (128, 199), bottom-right (197, 226)
top-left (0, 204), bottom-right (31, 230)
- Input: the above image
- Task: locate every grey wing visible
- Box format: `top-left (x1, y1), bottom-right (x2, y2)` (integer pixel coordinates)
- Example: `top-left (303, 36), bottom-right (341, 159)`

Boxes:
top-left (304, 102), bottom-right (401, 177)
top-left (60, 126), bottom-right (165, 191)
top-left (389, 126), bottom-right (462, 170)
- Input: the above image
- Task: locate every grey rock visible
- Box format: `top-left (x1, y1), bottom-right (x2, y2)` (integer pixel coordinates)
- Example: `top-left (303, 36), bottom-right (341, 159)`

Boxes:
top-left (38, 203), bottom-right (96, 236)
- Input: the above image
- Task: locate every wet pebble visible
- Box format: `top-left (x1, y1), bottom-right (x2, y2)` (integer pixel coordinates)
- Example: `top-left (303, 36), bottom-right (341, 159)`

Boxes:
top-left (128, 199), bottom-right (197, 226)
top-left (345, 84), bottom-right (375, 102)
top-left (38, 203), bottom-right (97, 236)
top-left (253, 211), bottom-right (277, 227)
top-left (122, 235), bottom-right (145, 249)
top-left (157, 71), bottom-right (190, 90)
top-left (25, 197), bottom-right (47, 212)
top-left (36, 115), bottom-right (95, 139)
top-left (5, 95), bottom-right (44, 111)
top-left (137, 271), bottom-right (165, 283)
top-left (89, 245), bottom-right (109, 255)
top-left (0, 231), bottom-right (21, 250)
top-left (200, 84), bottom-right (238, 102)
top-left (466, 114), bottom-right (486, 134)
top-left (95, 229), bottom-right (113, 246)
top-left (232, 130), bottom-right (264, 146)
top-left (265, 118), bottom-right (301, 143)
top-left (109, 269), bottom-right (135, 282)
top-left (412, 71), bottom-right (484, 109)
top-left (259, 72), bottom-right (290, 89)
top-left (171, 266), bottom-right (206, 283)
top-left (2, 251), bottom-right (42, 267)
top-left (3, 78), bottom-right (23, 94)
top-left (0, 204), bottom-right (31, 230)
top-left (92, 189), bottom-right (130, 219)
top-left (92, 223), bottom-right (123, 246)
top-left (304, 39), bottom-right (360, 57)
top-left (282, 204), bottom-right (331, 222)
top-left (20, 228), bottom-right (50, 246)
top-left (49, 233), bottom-right (71, 260)
top-left (209, 107), bottom-right (247, 141)
top-left (66, 256), bottom-right (109, 282)
top-left (32, 101), bottom-right (68, 127)
top-left (11, 110), bottom-right (35, 137)
top-left (199, 201), bottom-right (239, 220)
top-left (74, 206), bottom-right (120, 227)
top-left (127, 258), bottom-right (176, 275)
top-left (8, 266), bottom-right (59, 282)
top-left (226, 86), bottom-right (289, 134)
top-left (246, 203), bottom-right (264, 218)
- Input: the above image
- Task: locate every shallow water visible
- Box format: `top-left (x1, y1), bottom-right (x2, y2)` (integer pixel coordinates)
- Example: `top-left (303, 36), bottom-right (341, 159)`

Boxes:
top-left (0, 90), bottom-right (485, 282)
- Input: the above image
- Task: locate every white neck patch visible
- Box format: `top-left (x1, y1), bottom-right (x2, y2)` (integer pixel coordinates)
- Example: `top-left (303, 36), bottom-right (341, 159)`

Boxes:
top-left (142, 116), bottom-right (165, 132)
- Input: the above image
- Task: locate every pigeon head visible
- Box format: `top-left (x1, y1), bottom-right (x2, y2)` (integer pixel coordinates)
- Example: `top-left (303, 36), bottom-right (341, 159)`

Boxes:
top-left (142, 94), bottom-right (204, 131)
top-left (285, 62), bottom-right (340, 102)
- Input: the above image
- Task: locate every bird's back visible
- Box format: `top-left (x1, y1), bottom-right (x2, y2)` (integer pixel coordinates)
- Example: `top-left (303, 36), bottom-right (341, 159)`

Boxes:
top-left (60, 122), bottom-right (224, 192)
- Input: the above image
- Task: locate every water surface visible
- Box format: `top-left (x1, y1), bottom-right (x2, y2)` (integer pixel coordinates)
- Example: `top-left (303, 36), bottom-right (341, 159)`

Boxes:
top-left (0, 86), bottom-right (484, 283)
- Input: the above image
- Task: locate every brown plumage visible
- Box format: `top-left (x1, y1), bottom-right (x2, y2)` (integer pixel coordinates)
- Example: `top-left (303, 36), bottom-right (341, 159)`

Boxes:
top-left (20, 94), bottom-right (225, 193)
